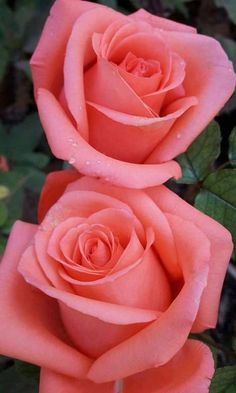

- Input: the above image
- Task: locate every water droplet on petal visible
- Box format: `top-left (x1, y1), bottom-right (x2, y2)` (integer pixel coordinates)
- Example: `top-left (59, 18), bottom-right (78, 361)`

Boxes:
top-left (69, 157), bottom-right (76, 164)
top-left (85, 160), bottom-right (90, 165)
top-left (176, 133), bottom-right (181, 139)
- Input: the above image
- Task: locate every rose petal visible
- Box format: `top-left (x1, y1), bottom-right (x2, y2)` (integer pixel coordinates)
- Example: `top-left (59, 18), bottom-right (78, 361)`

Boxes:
top-left (84, 57), bottom-right (154, 116)
top-left (40, 368), bottom-right (114, 393)
top-left (36, 89), bottom-right (181, 188)
top-left (147, 185), bottom-right (233, 331)
top-left (146, 32), bottom-right (236, 163)
top-left (124, 340), bottom-right (214, 393)
top-left (130, 9), bottom-right (197, 33)
top-left (67, 177), bottom-right (180, 279)
top-left (38, 170), bottom-right (78, 222)
top-left (64, 7), bottom-right (119, 138)
top-left (18, 244), bottom-right (160, 325)
top-left (30, 0), bottom-right (99, 94)
top-left (0, 221), bottom-right (92, 378)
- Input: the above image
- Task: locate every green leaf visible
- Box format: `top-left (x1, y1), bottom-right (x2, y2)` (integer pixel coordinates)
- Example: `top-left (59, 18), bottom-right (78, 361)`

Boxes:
top-left (0, 362), bottom-right (39, 393)
top-left (215, 0), bottom-right (236, 25)
top-left (176, 121), bottom-right (221, 184)
top-left (25, 169), bottom-right (46, 193)
top-left (161, 0), bottom-right (191, 17)
top-left (98, 0), bottom-right (117, 8)
top-left (15, 60), bottom-right (32, 80)
top-left (0, 235), bottom-right (7, 254)
top-left (1, 113), bottom-right (43, 158)
top-left (195, 169), bottom-right (236, 248)
top-left (14, 152), bottom-right (50, 169)
top-left (0, 200), bottom-right (8, 226)
top-left (209, 365), bottom-right (236, 392)
top-left (15, 360), bottom-right (40, 380)
top-left (229, 127), bottom-right (236, 167)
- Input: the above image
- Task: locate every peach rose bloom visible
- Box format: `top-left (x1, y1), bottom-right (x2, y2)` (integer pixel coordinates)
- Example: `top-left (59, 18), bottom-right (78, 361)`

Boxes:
top-left (0, 171), bottom-right (232, 392)
top-left (31, 0), bottom-right (235, 189)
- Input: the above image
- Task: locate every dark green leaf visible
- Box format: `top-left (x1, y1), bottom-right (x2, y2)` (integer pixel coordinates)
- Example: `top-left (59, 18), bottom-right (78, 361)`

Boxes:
top-left (15, 360), bottom-right (40, 380)
top-left (229, 127), bottom-right (236, 167)
top-left (176, 121), bottom-right (221, 184)
top-left (195, 169), bottom-right (236, 248)
top-left (15, 60), bottom-right (32, 80)
top-left (0, 235), bottom-right (7, 254)
top-left (14, 152), bottom-right (50, 169)
top-left (98, 0), bottom-right (117, 8)
top-left (215, 0), bottom-right (236, 25)
top-left (161, 0), bottom-right (191, 17)
top-left (0, 200), bottom-right (8, 226)
top-left (1, 113), bottom-right (43, 158)
top-left (25, 169), bottom-right (46, 193)
top-left (210, 365), bottom-right (236, 392)
top-left (0, 363), bottom-right (39, 393)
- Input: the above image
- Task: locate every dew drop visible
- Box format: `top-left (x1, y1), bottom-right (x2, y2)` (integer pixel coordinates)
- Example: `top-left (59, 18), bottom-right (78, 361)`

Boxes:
top-left (68, 138), bottom-right (74, 143)
top-left (85, 160), bottom-right (90, 165)
top-left (176, 133), bottom-right (181, 139)
top-left (69, 157), bottom-right (76, 164)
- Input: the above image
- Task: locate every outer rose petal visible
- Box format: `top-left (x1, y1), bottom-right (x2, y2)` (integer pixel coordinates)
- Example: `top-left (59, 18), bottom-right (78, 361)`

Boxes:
top-left (37, 88), bottom-right (181, 188)
top-left (38, 170), bottom-right (78, 222)
top-left (30, 0), bottom-right (99, 94)
top-left (0, 221), bottom-right (92, 379)
top-left (124, 340), bottom-right (214, 393)
top-left (147, 185), bottom-right (233, 331)
top-left (40, 369), bottom-right (114, 393)
top-left (146, 33), bottom-right (236, 163)
top-left (131, 9), bottom-right (197, 33)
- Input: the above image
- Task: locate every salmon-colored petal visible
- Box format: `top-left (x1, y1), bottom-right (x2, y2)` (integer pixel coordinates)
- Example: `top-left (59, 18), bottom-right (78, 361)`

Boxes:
top-left (64, 7), bottom-right (119, 138)
top-left (86, 95), bottom-right (196, 163)
top-left (147, 185), bottom-right (233, 331)
top-left (84, 58), bottom-right (154, 116)
top-left (130, 9), bottom-right (197, 33)
top-left (67, 177), bottom-right (180, 279)
top-left (87, 277), bottom-right (206, 382)
top-left (38, 170), bottom-right (79, 222)
top-left (0, 221), bottom-right (92, 379)
top-left (30, 0), bottom-right (99, 95)
top-left (87, 210), bottom-right (209, 382)
top-left (124, 340), bottom-right (214, 393)
top-left (18, 244), bottom-right (160, 325)
top-left (37, 89), bottom-right (181, 188)
top-left (146, 33), bottom-right (236, 163)
top-left (40, 368), bottom-right (114, 393)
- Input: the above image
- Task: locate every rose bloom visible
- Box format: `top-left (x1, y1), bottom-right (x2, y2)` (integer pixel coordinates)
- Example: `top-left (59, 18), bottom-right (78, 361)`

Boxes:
top-left (0, 171), bottom-right (232, 392)
top-left (31, 0), bottom-right (235, 189)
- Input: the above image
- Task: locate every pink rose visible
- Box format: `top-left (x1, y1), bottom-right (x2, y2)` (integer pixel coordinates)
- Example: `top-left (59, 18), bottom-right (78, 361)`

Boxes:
top-left (0, 171), bottom-right (232, 392)
top-left (31, 0), bottom-right (235, 189)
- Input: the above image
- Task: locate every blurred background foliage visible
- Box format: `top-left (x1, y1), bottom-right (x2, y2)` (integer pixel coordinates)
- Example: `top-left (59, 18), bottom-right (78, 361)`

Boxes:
top-left (0, 0), bottom-right (235, 391)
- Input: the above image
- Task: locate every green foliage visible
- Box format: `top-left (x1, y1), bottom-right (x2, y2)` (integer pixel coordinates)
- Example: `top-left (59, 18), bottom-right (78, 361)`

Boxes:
top-left (0, 113), bottom-right (49, 241)
top-left (229, 127), bottom-right (236, 167)
top-left (210, 365), bottom-right (236, 392)
top-left (176, 121), bottom-right (221, 184)
top-left (161, 0), bottom-right (192, 17)
top-left (0, 358), bottom-right (39, 393)
top-left (98, 0), bottom-right (117, 8)
top-left (195, 169), bottom-right (236, 248)
top-left (215, 0), bottom-right (236, 25)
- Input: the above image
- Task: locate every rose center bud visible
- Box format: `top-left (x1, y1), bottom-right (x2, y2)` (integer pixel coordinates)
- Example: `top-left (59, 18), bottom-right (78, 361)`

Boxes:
top-left (84, 237), bottom-right (111, 267)
top-left (119, 52), bottom-right (161, 78)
